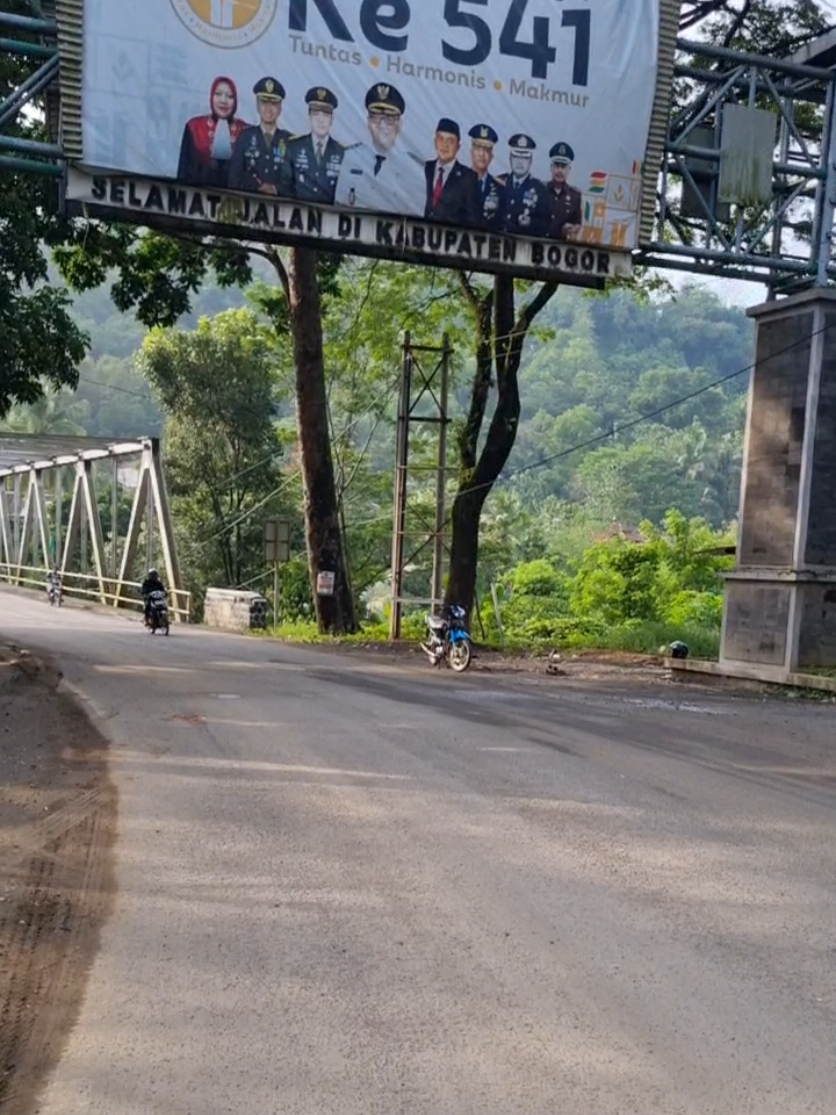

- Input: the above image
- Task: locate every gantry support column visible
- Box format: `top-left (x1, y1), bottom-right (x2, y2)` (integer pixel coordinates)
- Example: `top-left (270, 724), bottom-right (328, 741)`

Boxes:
top-left (721, 289), bottom-right (836, 670)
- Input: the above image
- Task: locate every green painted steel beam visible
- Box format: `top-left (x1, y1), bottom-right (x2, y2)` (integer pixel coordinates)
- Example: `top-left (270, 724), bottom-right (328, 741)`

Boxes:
top-left (0, 154), bottom-right (63, 177)
top-left (0, 12), bottom-right (56, 35)
top-left (0, 134), bottom-right (63, 157)
top-left (0, 36), bottom-right (56, 58)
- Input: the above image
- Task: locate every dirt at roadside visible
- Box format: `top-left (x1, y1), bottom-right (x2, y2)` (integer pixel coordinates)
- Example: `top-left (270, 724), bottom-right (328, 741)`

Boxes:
top-left (0, 645), bottom-right (117, 1115)
top-left (309, 637), bottom-right (670, 684)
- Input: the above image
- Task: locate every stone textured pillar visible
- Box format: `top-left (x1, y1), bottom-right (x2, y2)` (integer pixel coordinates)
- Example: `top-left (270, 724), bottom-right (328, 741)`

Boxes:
top-left (721, 289), bottom-right (836, 671)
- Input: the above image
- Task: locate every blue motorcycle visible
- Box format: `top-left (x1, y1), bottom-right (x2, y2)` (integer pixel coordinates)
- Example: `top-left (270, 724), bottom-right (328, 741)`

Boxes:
top-left (421, 604), bottom-right (472, 673)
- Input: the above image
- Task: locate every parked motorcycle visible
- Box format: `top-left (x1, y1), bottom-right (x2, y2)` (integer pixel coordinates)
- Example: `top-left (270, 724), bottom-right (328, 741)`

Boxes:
top-left (420, 604), bottom-right (472, 673)
top-left (145, 588), bottom-right (170, 636)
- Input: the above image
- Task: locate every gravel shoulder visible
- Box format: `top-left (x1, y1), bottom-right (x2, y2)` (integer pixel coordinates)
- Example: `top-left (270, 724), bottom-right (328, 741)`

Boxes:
top-left (0, 644), bottom-right (117, 1115)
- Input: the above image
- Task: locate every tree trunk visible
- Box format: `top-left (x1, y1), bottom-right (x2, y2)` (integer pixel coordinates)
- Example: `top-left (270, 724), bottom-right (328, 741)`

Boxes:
top-left (445, 481), bottom-right (491, 617)
top-left (445, 275), bottom-right (558, 621)
top-left (286, 247), bottom-right (358, 634)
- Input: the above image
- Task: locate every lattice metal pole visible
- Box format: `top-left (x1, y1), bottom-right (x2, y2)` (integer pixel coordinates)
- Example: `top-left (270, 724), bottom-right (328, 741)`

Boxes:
top-left (389, 332), bottom-right (412, 641)
top-left (389, 334), bottom-right (453, 640)
top-left (431, 335), bottom-right (451, 614)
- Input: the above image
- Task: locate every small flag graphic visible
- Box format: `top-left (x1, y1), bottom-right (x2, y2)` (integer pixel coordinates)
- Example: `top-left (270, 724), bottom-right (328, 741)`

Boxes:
top-left (588, 171), bottom-right (607, 194)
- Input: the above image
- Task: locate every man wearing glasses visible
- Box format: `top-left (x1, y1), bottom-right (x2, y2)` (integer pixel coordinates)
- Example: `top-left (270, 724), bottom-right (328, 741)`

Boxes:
top-left (334, 83), bottom-right (424, 216)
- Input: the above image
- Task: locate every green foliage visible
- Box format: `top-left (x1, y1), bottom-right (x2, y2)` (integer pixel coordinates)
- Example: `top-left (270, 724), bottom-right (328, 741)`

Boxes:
top-left (137, 309), bottom-right (294, 606)
top-left (483, 510), bottom-right (733, 658)
top-left (0, 6), bottom-right (87, 416)
top-left (278, 557), bottom-right (315, 622)
top-left (2, 390), bottom-right (89, 436)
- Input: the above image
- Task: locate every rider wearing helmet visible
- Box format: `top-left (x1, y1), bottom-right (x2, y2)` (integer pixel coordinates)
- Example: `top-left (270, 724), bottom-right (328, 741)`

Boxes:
top-left (141, 567), bottom-right (166, 623)
top-left (46, 565), bottom-right (61, 601)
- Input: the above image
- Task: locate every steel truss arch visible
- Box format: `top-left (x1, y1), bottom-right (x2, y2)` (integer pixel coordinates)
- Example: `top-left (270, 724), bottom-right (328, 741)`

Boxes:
top-left (0, 435), bottom-right (190, 621)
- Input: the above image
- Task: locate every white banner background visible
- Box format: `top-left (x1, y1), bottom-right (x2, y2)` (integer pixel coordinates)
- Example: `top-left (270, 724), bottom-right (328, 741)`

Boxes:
top-left (78, 0), bottom-right (661, 251)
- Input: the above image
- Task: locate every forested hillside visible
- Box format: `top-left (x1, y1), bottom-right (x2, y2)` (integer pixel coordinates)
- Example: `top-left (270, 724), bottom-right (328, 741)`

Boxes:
top-left (2, 264), bottom-right (753, 651)
top-left (8, 269), bottom-right (752, 526)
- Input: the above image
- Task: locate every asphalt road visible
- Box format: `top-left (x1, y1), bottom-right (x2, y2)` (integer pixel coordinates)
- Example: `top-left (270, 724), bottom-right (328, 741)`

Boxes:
top-left (2, 588), bottom-right (835, 1115)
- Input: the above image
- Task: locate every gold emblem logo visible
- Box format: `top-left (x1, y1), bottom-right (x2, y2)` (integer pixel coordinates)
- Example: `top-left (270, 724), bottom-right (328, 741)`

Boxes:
top-left (318, 88), bottom-right (327, 101)
top-left (265, 79), bottom-right (274, 92)
top-left (480, 126), bottom-right (488, 138)
top-left (170, 0), bottom-right (278, 49)
top-left (519, 137), bottom-right (529, 148)
top-left (377, 84), bottom-right (390, 100)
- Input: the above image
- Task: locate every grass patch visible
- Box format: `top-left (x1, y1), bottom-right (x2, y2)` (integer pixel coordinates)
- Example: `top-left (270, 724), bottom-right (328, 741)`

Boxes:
top-left (578, 620), bottom-right (720, 660)
top-left (255, 617), bottom-right (720, 660)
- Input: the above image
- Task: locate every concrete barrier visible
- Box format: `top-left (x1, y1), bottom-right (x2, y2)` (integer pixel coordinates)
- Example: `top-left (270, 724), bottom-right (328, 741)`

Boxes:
top-left (203, 588), bottom-right (269, 632)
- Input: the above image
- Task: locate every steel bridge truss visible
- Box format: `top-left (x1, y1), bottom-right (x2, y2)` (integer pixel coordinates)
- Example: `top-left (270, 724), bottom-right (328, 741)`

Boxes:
top-left (639, 36), bottom-right (836, 290)
top-left (0, 437), bottom-right (189, 620)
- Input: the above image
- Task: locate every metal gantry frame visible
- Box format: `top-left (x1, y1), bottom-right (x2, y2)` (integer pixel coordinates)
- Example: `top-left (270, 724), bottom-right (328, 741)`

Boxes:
top-left (0, 4), bottom-right (64, 177)
top-left (0, 436), bottom-right (190, 620)
top-left (389, 333), bottom-right (452, 641)
top-left (640, 36), bottom-right (836, 291)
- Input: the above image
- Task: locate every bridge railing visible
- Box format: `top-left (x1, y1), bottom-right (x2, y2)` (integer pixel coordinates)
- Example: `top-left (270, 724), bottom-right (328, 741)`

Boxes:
top-left (0, 564), bottom-right (191, 623)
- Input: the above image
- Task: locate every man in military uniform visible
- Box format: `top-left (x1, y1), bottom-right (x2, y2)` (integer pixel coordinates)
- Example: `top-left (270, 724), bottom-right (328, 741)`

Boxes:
top-left (285, 86), bottom-right (345, 205)
top-left (547, 141), bottom-right (583, 241)
top-left (333, 82), bottom-right (424, 216)
top-left (467, 123), bottom-right (505, 231)
top-left (423, 118), bottom-right (477, 225)
top-left (228, 76), bottom-right (292, 195)
top-left (500, 134), bottom-right (551, 238)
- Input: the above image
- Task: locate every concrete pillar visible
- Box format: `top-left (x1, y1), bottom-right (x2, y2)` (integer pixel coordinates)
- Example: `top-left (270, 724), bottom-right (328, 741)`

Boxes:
top-left (721, 288), bottom-right (836, 672)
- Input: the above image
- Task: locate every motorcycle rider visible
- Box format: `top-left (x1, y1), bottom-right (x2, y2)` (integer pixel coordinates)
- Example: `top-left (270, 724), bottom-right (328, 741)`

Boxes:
top-left (46, 566), bottom-right (61, 603)
top-left (141, 567), bottom-right (166, 624)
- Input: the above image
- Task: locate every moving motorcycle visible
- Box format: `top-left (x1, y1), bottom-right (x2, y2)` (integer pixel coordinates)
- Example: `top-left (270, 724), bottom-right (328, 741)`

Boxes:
top-left (46, 573), bottom-right (62, 607)
top-left (145, 588), bottom-right (170, 636)
top-left (420, 604), bottom-right (472, 673)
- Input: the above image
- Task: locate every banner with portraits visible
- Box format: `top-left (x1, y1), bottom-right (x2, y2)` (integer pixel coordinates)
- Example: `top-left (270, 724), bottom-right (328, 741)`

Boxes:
top-left (69, 0), bottom-right (665, 272)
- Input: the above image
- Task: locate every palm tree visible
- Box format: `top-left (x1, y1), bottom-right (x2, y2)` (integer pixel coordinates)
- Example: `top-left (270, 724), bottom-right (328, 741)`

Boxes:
top-left (1, 391), bottom-right (89, 436)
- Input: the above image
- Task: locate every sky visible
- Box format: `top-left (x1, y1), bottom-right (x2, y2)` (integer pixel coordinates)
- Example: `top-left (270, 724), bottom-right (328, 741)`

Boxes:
top-left (664, 273), bottom-right (768, 309)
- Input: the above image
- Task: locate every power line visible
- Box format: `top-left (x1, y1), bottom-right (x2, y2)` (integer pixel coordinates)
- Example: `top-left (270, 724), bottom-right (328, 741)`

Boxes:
top-left (472, 318), bottom-right (835, 499)
top-left (352, 317), bottom-right (834, 592)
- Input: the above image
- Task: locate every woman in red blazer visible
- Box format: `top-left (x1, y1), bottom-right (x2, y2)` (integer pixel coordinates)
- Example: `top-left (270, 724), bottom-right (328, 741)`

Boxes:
top-left (177, 76), bottom-right (249, 189)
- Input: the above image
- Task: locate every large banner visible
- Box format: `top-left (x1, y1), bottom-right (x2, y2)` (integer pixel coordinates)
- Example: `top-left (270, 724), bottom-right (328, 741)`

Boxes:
top-left (70, 0), bottom-right (663, 274)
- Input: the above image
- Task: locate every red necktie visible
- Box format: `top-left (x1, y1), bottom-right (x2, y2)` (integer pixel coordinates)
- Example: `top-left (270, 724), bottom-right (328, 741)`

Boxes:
top-left (432, 166), bottom-right (444, 207)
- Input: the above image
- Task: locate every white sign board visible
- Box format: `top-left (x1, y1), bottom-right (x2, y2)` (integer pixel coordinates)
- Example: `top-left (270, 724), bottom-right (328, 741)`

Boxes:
top-left (67, 0), bottom-right (664, 274)
top-left (263, 517), bottom-right (291, 564)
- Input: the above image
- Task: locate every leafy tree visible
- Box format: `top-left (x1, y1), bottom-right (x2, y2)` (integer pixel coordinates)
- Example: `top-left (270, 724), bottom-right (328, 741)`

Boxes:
top-left (138, 309), bottom-right (290, 601)
top-left (0, 1), bottom-right (87, 414)
top-left (444, 276), bottom-right (558, 617)
top-left (73, 355), bottom-right (163, 438)
top-left (1, 389), bottom-right (89, 435)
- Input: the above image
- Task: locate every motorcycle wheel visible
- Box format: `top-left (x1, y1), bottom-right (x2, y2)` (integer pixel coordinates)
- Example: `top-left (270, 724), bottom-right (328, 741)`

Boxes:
top-left (163, 620), bottom-right (170, 636)
top-left (447, 639), bottom-right (472, 673)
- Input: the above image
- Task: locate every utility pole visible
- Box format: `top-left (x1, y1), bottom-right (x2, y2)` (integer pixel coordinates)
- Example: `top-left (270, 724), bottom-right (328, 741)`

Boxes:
top-left (389, 333), bottom-right (452, 640)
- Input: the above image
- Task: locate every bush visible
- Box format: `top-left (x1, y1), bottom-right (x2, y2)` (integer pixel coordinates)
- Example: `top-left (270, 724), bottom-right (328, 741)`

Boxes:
top-left (661, 590), bottom-right (723, 628)
top-left (278, 557), bottom-right (314, 622)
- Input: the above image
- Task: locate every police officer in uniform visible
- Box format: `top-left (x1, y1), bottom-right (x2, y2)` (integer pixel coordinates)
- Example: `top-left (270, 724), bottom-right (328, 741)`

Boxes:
top-left (500, 133), bottom-right (551, 238)
top-left (467, 123), bottom-right (505, 231)
top-left (228, 76), bottom-right (291, 195)
top-left (333, 82), bottom-right (424, 216)
top-left (285, 86), bottom-right (345, 204)
top-left (547, 141), bottom-right (583, 240)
